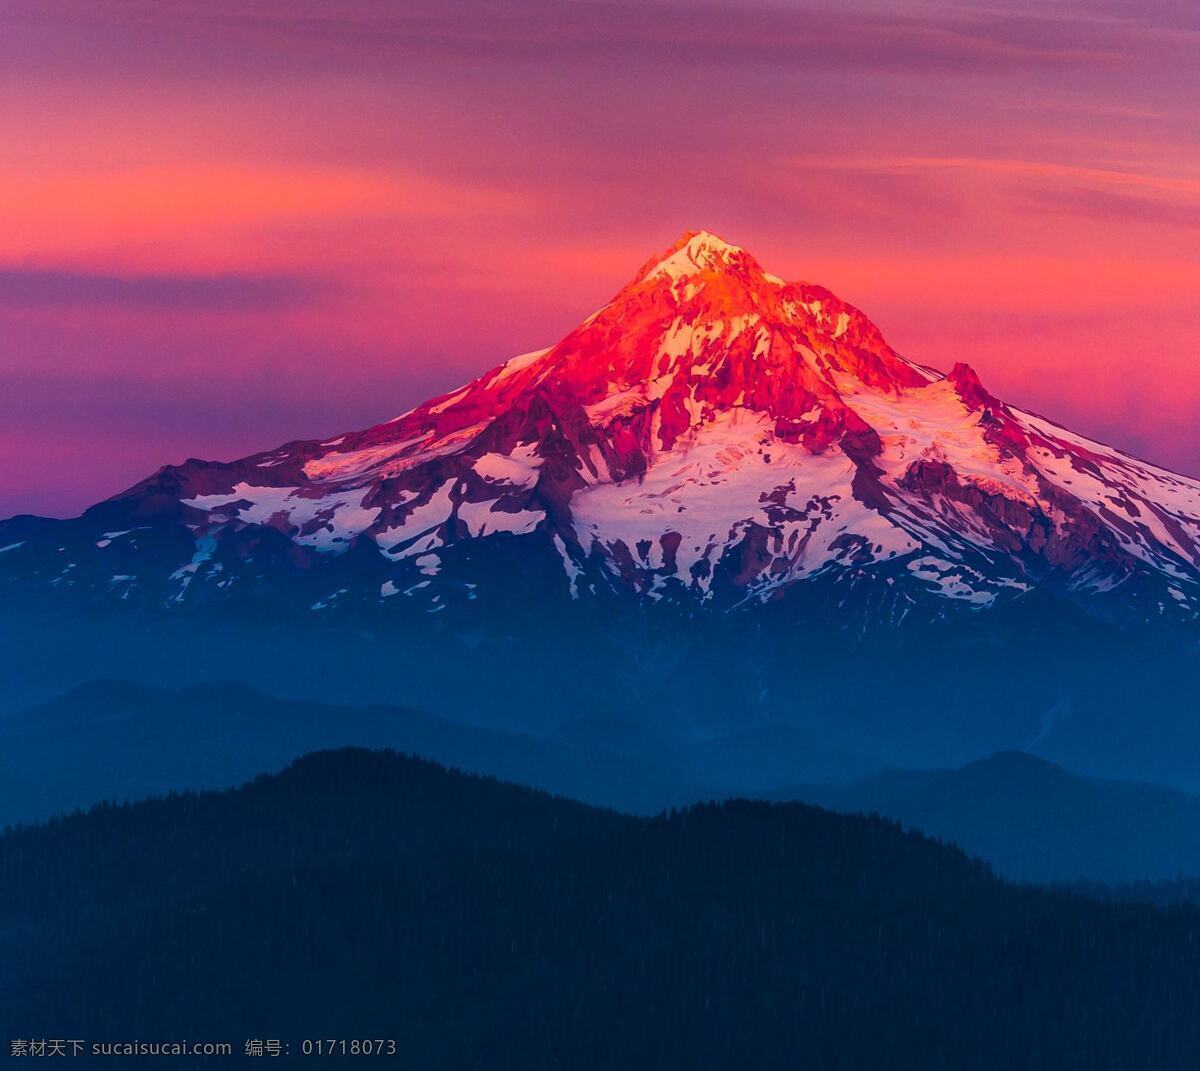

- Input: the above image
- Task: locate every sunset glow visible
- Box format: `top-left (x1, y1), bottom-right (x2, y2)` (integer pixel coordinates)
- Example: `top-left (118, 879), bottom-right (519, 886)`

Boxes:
top-left (3, 0), bottom-right (1198, 516)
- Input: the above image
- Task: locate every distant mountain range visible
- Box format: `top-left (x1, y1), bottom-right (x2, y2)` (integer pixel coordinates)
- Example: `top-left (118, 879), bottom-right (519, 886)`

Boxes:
top-left (6, 680), bottom-right (1200, 885)
top-left (0, 680), bottom-right (705, 825)
top-left (4, 748), bottom-right (1199, 1068)
top-left (772, 751), bottom-right (1200, 884)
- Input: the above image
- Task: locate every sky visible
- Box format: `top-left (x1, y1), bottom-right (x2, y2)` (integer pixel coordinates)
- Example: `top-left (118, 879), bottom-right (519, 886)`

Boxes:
top-left (2, 0), bottom-right (1198, 517)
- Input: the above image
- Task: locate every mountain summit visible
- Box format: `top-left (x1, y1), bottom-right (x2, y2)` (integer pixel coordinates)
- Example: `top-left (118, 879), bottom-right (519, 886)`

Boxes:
top-left (3, 231), bottom-right (1199, 624)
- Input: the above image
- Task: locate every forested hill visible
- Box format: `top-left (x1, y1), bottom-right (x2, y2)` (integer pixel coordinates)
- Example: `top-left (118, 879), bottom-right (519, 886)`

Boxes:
top-left (3, 749), bottom-right (1199, 1069)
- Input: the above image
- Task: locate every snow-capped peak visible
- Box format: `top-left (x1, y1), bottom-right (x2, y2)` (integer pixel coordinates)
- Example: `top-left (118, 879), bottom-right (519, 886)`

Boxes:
top-left (5, 230), bottom-right (1200, 627)
top-left (637, 229), bottom-right (754, 283)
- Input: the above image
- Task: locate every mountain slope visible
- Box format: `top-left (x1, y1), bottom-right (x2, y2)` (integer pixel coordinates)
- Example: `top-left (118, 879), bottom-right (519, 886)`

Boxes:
top-left (0, 680), bottom-right (707, 827)
top-left (5, 748), bottom-right (1200, 1068)
top-left (12, 680), bottom-right (1200, 883)
top-left (772, 751), bottom-right (1200, 883)
top-left (3, 230), bottom-right (1199, 625)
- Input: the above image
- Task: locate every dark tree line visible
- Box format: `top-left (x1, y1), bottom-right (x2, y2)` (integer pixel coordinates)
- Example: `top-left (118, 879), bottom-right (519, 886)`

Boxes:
top-left (3, 748), bottom-right (1199, 1068)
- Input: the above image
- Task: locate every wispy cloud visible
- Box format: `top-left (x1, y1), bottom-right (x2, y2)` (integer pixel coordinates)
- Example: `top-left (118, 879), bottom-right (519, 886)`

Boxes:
top-left (0, 164), bottom-right (526, 262)
top-left (0, 267), bottom-right (328, 311)
top-left (4, 0), bottom-right (1167, 77)
top-left (1016, 185), bottom-right (1200, 229)
top-left (793, 155), bottom-right (1200, 196)
top-left (790, 154), bottom-right (1200, 231)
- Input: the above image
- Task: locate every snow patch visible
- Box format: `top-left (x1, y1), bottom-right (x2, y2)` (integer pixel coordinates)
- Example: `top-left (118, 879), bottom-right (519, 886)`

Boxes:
top-left (186, 484), bottom-right (380, 551)
top-left (428, 387), bottom-right (470, 415)
top-left (571, 409), bottom-right (917, 595)
top-left (483, 347), bottom-right (551, 390)
top-left (375, 479), bottom-right (457, 558)
top-left (457, 499), bottom-right (545, 538)
top-left (553, 534), bottom-right (582, 598)
top-left (472, 444), bottom-right (543, 488)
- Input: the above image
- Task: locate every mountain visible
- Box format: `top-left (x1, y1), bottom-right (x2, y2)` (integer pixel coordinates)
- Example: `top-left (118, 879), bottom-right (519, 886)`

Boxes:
top-left (772, 751), bottom-right (1200, 884)
top-left (0, 679), bottom-right (881, 829)
top-left (3, 232), bottom-right (1200, 790)
top-left (0, 680), bottom-right (710, 827)
top-left (5, 748), bottom-right (1200, 1068)
top-left (11, 679), bottom-right (1199, 883)
top-left (3, 230), bottom-right (1199, 625)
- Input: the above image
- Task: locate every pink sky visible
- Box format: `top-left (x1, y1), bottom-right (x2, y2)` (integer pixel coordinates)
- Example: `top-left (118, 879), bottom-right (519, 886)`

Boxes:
top-left (2, 0), bottom-right (1198, 517)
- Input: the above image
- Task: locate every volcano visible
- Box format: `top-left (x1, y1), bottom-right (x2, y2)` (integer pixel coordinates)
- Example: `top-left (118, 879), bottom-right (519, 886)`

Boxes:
top-left (3, 230), bottom-right (1199, 626)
